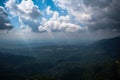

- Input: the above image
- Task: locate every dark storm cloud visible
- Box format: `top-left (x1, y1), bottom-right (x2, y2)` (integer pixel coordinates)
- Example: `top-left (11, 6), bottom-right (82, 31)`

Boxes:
top-left (86, 0), bottom-right (120, 32)
top-left (84, 0), bottom-right (112, 8)
top-left (0, 6), bottom-right (13, 30)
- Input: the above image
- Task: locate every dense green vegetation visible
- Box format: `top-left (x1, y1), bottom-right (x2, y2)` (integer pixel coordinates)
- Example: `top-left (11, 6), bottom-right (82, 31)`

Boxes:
top-left (0, 37), bottom-right (120, 80)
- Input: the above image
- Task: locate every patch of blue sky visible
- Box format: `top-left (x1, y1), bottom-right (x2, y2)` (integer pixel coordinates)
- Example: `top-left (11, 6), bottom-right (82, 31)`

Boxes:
top-left (35, 0), bottom-right (68, 16)
top-left (9, 16), bottom-right (21, 30)
top-left (34, 0), bottom-right (68, 20)
top-left (0, 0), bottom-right (7, 6)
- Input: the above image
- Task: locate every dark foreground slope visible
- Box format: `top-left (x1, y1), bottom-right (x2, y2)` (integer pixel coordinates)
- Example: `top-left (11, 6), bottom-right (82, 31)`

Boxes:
top-left (0, 37), bottom-right (120, 80)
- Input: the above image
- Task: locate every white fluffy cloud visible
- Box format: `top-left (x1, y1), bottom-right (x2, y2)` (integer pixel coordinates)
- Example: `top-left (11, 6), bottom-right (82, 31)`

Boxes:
top-left (39, 7), bottom-right (87, 32)
top-left (5, 0), bottom-right (41, 32)
top-left (5, 0), bottom-right (87, 33)
top-left (53, 0), bottom-right (92, 22)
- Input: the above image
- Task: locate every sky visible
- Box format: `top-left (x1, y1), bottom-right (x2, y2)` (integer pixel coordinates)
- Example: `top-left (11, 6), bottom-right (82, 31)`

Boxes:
top-left (0, 0), bottom-right (120, 44)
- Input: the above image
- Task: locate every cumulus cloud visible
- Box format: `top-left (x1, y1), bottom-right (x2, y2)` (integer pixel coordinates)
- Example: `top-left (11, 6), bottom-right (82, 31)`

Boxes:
top-left (53, 0), bottom-right (120, 33)
top-left (40, 7), bottom-right (87, 32)
top-left (4, 0), bottom-right (87, 33)
top-left (1, 0), bottom-right (120, 36)
top-left (0, 6), bottom-right (13, 30)
top-left (53, 0), bottom-right (92, 22)
top-left (5, 0), bottom-right (41, 32)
